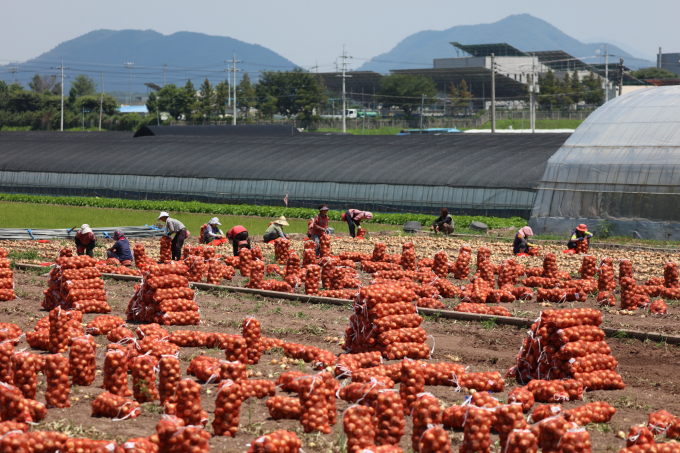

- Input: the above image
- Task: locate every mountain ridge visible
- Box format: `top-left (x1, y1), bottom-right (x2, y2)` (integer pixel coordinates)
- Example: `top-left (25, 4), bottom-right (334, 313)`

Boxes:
top-left (357, 14), bottom-right (654, 73)
top-left (1, 29), bottom-right (298, 94)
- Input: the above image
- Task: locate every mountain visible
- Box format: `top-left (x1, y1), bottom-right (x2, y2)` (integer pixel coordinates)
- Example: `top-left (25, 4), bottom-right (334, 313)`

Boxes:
top-left (358, 14), bottom-right (654, 73)
top-left (2, 30), bottom-right (298, 96)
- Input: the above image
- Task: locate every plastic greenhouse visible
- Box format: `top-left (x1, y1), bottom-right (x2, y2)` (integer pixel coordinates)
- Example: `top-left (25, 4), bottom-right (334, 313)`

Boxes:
top-left (530, 86), bottom-right (680, 240)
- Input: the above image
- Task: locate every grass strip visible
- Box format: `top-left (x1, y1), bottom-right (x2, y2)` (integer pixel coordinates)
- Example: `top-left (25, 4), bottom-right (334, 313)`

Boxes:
top-left (0, 194), bottom-right (527, 229)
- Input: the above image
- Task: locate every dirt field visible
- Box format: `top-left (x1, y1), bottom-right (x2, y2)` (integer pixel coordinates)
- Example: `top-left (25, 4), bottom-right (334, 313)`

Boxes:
top-left (5, 232), bottom-right (680, 452)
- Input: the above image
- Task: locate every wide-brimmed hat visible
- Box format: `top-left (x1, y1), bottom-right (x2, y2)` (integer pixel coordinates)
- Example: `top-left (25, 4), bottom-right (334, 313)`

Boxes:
top-left (319, 206), bottom-right (329, 211)
top-left (577, 224), bottom-right (588, 232)
top-left (274, 216), bottom-right (289, 226)
top-left (209, 217), bottom-right (221, 225)
top-left (80, 224), bottom-right (92, 234)
top-left (158, 211), bottom-right (170, 220)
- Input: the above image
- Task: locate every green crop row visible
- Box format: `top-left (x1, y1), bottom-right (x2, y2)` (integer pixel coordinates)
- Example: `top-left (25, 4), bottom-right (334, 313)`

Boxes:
top-left (0, 194), bottom-right (527, 229)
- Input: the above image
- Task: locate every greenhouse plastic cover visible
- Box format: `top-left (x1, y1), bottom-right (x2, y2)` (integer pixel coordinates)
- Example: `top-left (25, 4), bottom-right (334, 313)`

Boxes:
top-left (530, 86), bottom-right (680, 240)
top-left (0, 132), bottom-right (567, 190)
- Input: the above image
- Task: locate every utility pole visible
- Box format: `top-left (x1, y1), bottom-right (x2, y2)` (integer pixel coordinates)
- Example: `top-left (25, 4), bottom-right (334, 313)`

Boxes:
top-left (605, 46), bottom-right (609, 104)
top-left (99, 71), bottom-right (103, 131)
top-left (336, 45), bottom-right (352, 133)
top-left (491, 53), bottom-right (496, 133)
top-left (52, 59), bottom-right (69, 132)
top-left (419, 94), bottom-right (425, 133)
top-left (163, 62), bottom-right (167, 87)
top-left (618, 58), bottom-right (624, 97)
top-left (531, 54), bottom-right (536, 133)
top-left (225, 52), bottom-right (242, 125)
top-left (658, 47), bottom-right (662, 69)
top-left (8, 67), bottom-right (18, 84)
top-left (124, 62), bottom-right (134, 105)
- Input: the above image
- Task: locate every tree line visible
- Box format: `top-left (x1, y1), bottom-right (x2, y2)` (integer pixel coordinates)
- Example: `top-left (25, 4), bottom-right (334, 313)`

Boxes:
top-left (4, 64), bottom-right (662, 130)
top-left (0, 74), bottom-right (128, 131)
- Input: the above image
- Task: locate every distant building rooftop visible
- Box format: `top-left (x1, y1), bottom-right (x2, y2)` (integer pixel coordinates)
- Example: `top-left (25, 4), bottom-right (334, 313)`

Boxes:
top-left (119, 105), bottom-right (149, 114)
top-left (450, 42), bottom-right (527, 57)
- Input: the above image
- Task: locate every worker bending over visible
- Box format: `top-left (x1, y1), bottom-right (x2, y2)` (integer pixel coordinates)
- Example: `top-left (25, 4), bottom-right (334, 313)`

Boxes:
top-left (311, 205), bottom-right (330, 256)
top-left (263, 216), bottom-right (289, 243)
top-left (227, 225), bottom-right (251, 256)
top-left (567, 224), bottom-right (593, 250)
top-left (513, 226), bottom-right (536, 255)
top-left (75, 224), bottom-right (96, 257)
top-left (430, 208), bottom-right (454, 235)
top-left (107, 230), bottom-right (133, 265)
top-left (158, 211), bottom-right (188, 261)
top-left (203, 217), bottom-right (225, 244)
top-left (343, 209), bottom-right (373, 238)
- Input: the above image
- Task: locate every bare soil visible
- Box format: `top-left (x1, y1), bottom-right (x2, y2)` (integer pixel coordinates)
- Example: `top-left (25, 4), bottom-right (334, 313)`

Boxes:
top-left (8, 262), bottom-right (680, 453)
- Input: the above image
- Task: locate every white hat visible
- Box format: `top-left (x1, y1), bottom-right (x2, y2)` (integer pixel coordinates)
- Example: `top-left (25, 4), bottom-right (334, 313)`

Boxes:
top-left (158, 211), bottom-right (170, 220)
top-left (209, 217), bottom-right (221, 225)
top-left (274, 216), bottom-right (289, 226)
top-left (80, 224), bottom-right (92, 235)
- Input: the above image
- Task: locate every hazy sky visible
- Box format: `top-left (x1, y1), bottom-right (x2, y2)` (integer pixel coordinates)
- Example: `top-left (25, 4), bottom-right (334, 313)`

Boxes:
top-left (0, 0), bottom-right (675, 70)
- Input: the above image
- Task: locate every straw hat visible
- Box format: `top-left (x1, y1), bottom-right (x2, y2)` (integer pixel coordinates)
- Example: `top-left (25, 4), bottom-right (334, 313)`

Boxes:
top-left (274, 216), bottom-right (289, 226)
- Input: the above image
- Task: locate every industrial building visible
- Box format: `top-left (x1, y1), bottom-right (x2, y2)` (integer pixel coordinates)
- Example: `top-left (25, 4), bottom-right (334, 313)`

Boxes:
top-left (530, 86), bottom-right (680, 240)
top-left (0, 130), bottom-right (568, 219)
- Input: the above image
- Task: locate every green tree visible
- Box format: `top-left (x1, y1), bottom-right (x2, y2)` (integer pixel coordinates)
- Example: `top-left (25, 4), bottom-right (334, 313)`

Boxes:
top-left (146, 91), bottom-right (158, 116)
top-left (119, 112), bottom-right (142, 131)
top-left (198, 78), bottom-right (214, 118)
top-left (214, 80), bottom-right (230, 117)
top-left (255, 69), bottom-right (326, 118)
top-left (378, 74), bottom-right (437, 117)
top-left (154, 84), bottom-right (183, 120)
top-left (0, 80), bottom-right (7, 94)
top-left (447, 79), bottom-right (472, 115)
top-left (582, 71), bottom-right (605, 105)
top-left (74, 94), bottom-right (118, 116)
top-left (236, 73), bottom-right (256, 117)
top-left (70, 74), bottom-right (97, 96)
top-left (180, 79), bottom-right (198, 120)
top-left (570, 70), bottom-right (582, 104)
top-left (28, 74), bottom-right (60, 94)
top-left (537, 69), bottom-right (559, 109)
top-left (631, 67), bottom-right (678, 79)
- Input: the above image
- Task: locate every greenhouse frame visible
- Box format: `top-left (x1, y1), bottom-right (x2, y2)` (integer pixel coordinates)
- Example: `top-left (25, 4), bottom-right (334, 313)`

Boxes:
top-left (0, 131), bottom-right (568, 218)
top-left (530, 86), bottom-right (680, 240)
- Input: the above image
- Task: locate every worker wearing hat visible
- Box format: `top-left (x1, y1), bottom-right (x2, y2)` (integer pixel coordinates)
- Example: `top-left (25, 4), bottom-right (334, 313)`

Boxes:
top-left (342, 209), bottom-right (373, 238)
top-left (203, 217), bottom-right (225, 244)
top-left (227, 225), bottom-right (251, 256)
top-left (311, 205), bottom-right (330, 256)
top-left (263, 216), bottom-right (290, 243)
top-left (567, 224), bottom-right (593, 250)
top-left (158, 211), bottom-right (188, 261)
top-left (107, 229), bottom-right (133, 266)
top-left (74, 224), bottom-right (96, 257)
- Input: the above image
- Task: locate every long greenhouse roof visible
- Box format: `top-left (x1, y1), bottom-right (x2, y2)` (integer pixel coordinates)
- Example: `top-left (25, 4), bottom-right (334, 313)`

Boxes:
top-left (0, 131), bottom-right (568, 190)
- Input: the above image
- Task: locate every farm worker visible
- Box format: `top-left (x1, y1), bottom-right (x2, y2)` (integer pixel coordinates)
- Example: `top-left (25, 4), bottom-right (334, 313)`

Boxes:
top-left (430, 208), bottom-right (454, 236)
top-left (567, 224), bottom-right (593, 250)
top-left (158, 211), bottom-right (188, 261)
top-left (311, 205), bottom-right (330, 256)
top-left (107, 229), bottom-right (133, 265)
top-left (203, 217), bottom-right (225, 244)
top-left (74, 224), bottom-right (96, 258)
top-left (306, 218), bottom-right (314, 239)
top-left (227, 225), bottom-right (251, 256)
top-left (342, 209), bottom-right (373, 238)
top-left (263, 216), bottom-right (289, 243)
top-left (513, 226), bottom-right (537, 255)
